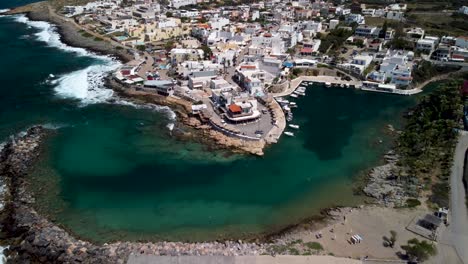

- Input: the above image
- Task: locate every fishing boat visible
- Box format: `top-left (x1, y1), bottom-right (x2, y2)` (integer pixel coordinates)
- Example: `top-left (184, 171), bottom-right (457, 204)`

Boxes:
top-left (290, 93), bottom-right (299, 98)
top-left (284, 131), bottom-right (294, 137)
top-left (289, 124), bottom-right (300, 129)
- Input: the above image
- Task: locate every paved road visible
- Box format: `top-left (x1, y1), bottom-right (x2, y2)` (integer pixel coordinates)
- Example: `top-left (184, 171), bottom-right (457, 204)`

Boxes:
top-left (127, 255), bottom-right (362, 264)
top-left (439, 131), bottom-right (468, 263)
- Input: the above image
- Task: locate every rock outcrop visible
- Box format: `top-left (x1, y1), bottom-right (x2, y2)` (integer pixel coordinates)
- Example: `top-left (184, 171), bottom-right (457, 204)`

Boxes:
top-left (363, 151), bottom-right (408, 207)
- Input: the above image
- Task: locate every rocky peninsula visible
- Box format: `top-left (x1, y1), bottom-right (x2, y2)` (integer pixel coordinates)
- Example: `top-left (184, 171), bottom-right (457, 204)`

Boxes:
top-left (5, 2), bottom-right (269, 156)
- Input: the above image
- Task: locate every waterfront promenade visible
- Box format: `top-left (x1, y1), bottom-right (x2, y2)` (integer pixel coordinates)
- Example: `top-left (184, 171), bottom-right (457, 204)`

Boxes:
top-left (264, 99), bottom-right (286, 144)
top-left (271, 75), bottom-right (361, 98)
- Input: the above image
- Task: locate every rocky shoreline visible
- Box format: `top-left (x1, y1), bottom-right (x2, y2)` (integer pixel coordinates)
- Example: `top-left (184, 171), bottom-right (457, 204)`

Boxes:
top-left (6, 1), bottom-right (132, 63)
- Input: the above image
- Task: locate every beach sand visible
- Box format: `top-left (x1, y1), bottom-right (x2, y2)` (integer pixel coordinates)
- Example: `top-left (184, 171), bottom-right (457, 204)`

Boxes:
top-left (277, 205), bottom-right (431, 260)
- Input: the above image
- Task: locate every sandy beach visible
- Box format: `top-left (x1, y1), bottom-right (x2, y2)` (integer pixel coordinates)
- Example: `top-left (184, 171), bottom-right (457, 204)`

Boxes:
top-left (275, 205), bottom-right (433, 261)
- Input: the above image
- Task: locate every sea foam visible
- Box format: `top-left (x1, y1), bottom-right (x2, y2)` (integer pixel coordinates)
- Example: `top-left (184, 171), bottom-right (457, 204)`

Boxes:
top-left (12, 14), bottom-right (176, 116)
top-left (12, 14), bottom-right (121, 105)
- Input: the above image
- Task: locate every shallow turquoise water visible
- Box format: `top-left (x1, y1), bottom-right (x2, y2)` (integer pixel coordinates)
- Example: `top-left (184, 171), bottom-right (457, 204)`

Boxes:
top-left (0, 2), bottom-right (420, 242)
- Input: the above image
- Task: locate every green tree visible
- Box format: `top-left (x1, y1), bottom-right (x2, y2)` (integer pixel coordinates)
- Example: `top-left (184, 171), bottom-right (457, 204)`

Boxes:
top-left (383, 230), bottom-right (397, 248)
top-left (166, 11), bottom-right (173, 17)
top-left (401, 238), bottom-right (436, 262)
top-left (379, 21), bottom-right (388, 39)
top-left (200, 45), bottom-right (212, 60)
top-left (164, 40), bottom-right (175, 52)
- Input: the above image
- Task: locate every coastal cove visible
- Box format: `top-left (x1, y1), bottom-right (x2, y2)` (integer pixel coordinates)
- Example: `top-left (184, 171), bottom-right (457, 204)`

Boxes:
top-left (0, 1), bottom-right (436, 245)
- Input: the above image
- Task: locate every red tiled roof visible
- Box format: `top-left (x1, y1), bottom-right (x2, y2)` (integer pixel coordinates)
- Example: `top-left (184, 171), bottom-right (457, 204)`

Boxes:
top-left (301, 47), bottom-right (313, 53)
top-left (228, 104), bottom-right (242, 113)
top-left (240, 65), bottom-right (256, 69)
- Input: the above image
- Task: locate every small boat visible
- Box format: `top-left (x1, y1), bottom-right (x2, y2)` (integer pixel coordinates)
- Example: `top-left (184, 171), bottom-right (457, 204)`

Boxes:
top-left (289, 104), bottom-right (298, 108)
top-left (49, 74), bottom-right (55, 78)
top-left (284, 131), bottom-right (294, 137)
top-left (290, 93), bottom-right (299, 98)
top-left (289, 102), bottom-right (297, 106)
top-left (325, 82), bottom-right (331, 87)
top-left (296, 87), bottom-right (306, 93)
top-left (283, 105), bottom-right (291, 111)
top-left (340, 84), bottom-right (345, 88)
top-left (289, 124), bottom-right (300, 129)
top-left (345, 83), bottom-right (350, 88)
top-left (294, 91), bottom-right (306, 96)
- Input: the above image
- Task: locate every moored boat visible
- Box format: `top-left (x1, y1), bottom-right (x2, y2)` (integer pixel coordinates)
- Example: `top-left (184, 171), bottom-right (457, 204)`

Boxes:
top-left (290, 93), bottom-right (299, 98)
top-left (325, 82), bottom-right (331, 87)
top-left (284, 131), bottom-right (294, 137)
top-left (288, 124), bottom-right (300, 129)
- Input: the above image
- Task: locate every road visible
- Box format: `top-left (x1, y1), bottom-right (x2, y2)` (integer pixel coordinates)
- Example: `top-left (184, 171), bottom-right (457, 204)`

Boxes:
top-left (127, 255), bottom-right (362, 264)
top-left (438, 131), bottom-right (468, 264)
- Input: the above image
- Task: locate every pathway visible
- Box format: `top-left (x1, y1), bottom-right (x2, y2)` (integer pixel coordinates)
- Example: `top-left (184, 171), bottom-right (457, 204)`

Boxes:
top-left (271, 75), bottom-right (361, 98)
top-left (437, 131), bottom-right (468, 264)
top-left (127, 255), bottom-right (362, 264)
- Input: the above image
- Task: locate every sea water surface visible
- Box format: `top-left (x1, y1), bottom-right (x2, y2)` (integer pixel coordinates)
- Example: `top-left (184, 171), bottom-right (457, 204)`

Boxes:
top-left (0, 2), bottom-right (420, 243)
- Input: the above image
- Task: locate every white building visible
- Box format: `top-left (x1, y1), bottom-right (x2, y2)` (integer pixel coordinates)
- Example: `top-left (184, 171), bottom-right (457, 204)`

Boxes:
top-left (179, 9), bottom-right (199, 18)
top-left (354, 25), bottom-right (380, 38)
top-left (456, 36), bottom-right (468, 49)
top-left (370, 50), bottom-right (414, 87)
top-left (459, 6), bottom-right (468, 15)
top-left (345, 14), bottom-right (365, 25)
top-left (329, 19), bottom-right (339, 30)
top-left (416, 38), bottom-right (438, 53)
top-left (386, 11), bottom-right (404, 21)
top-left (362, 9), bottom-right (376, 16)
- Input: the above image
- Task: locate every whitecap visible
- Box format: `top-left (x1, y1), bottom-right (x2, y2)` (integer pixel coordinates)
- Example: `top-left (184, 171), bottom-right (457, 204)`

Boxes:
top-left (10, 14), bottom-right (122, 104)
top-left (12, 14), bottom-right (177, 119)
top-left (113, 99), bottom-right (177, 121)
top-left (40, 123), bottom-right (68, 130)
top-left (166, 123), bottom-right (175, 131)
top-left (13, 14), bottom-right (94, 57)
top-left (53, 63), bottom-right (119, 105)
top-left (0, 9), bottom-right (10, 14)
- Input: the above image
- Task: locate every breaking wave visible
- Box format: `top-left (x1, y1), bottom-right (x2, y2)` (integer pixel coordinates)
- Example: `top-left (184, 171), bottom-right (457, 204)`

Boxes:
top-left (12, 14), bottom-right (120, 104)
top-left (12, 14), bottom-right (175, 117)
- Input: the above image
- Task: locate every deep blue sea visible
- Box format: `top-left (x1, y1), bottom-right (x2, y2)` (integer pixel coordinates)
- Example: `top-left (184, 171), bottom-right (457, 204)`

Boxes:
top-left (0, 0), bottom-right (420, 243)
